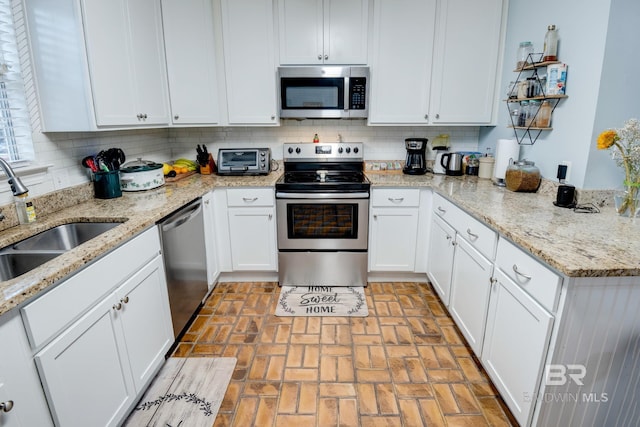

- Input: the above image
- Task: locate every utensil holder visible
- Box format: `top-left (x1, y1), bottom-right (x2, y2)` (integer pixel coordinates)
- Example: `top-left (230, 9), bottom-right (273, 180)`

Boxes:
top-left (93, 170), bottom-right (122, 199)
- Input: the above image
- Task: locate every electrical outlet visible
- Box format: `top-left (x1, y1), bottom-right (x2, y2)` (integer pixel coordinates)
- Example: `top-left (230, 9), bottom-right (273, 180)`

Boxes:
top-left (561, 160), bottom-right (572, 182)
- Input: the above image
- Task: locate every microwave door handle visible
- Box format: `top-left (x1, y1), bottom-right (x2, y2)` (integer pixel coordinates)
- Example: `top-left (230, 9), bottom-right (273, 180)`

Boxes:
top-left (344, 77), bottom-right (350, 112)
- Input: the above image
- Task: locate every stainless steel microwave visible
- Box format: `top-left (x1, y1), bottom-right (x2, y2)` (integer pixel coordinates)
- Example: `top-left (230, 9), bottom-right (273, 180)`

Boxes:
top-left (217, 148), bottom-right (271, 175)
top-left (278, 66), bottom-right (369, 119)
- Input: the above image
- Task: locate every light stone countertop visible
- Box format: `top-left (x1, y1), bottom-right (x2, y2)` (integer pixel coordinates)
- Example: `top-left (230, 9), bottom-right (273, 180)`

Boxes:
top-left (1, 169), bottom-right (638, 317)
top-left (367, 172), bottom-right (640, 279)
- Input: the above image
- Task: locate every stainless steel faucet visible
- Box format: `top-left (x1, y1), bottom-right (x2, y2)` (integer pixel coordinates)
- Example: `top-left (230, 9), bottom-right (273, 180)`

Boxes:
top-left (0, 157), bottom-right (28, 196)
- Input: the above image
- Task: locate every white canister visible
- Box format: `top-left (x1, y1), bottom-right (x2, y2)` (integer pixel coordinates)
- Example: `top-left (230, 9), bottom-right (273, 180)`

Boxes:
top-left (478, 157), bottom-right (495, 179)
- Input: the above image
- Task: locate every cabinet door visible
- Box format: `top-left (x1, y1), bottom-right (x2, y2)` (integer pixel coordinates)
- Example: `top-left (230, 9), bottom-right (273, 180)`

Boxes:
top-left (161, 0), bottom-right (220, 125)
top-left (323, 0), bottom-right (369, 64)
top-left (429, 0), bottom-right (504, 124)
top-left (116, 256), bottom-right (173, 393)
top-left (202, 192), bottom-right (221, 287)
top-left (482, 268), bottom-right (554, 427)
top-left (0, 314), bottom-right (53, 427)
top-left (449, 236), bottom-right (493, 356)
top-left (228, 207), bottom-right (278, 270)
top-left (368, 0), bottom-right (436, 124)
top-left (35, 296), bottom-right (135, 427)
top-left (369, 207), bottom-right (419, 271)
top-left (427, 215), bottom-right (455, 305)
top-left (82, 0), bottom-right (169, 126)
top-left (220, 0), bottom-right (279, 125)
top-left (278, 0), bottom-right (323, 64)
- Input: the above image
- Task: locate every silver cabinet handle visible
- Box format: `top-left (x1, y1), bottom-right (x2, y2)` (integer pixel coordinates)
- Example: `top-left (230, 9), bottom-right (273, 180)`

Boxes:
top-left (113, 302), bottom-right (122, 311)
top-left (437, 206), bottom-right (446, 214)
top-left (512, 264), bottom-right (532, 281)
top-left (174, 115), bottom-right (180, 120)
top-left (0, 400), bottom-right (14, 412)
top-left (324, 54), bottom-right (328, 60)
top-left (435, 113), bottom-right (440, 119)
top-left (373, 214), bottom-right (377, 219)
top-left (271, 115), bottom-right (275, 120)
top-left (136, 113), bottom-right (143, 119)
top-left (388, 197), bottom-right (404, 203)
top-left (268, 213), bottom-right (273, 220)
top-left (120, 296), bottom-right (129, 304)
top-left (243, 197), bottom-right (258, 202)
top-left (318, 54), bottom-right (322, 60)
top-left (466, 228), bottom-right (479, 239)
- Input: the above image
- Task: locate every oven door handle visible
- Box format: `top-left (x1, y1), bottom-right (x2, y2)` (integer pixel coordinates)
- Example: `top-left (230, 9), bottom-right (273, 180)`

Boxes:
top-left (276, 192), bottom-right (370, 199)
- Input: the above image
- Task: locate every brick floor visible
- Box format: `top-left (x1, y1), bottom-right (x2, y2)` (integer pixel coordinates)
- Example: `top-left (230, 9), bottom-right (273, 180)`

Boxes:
top-left (171, 282), bottom-right (516, 426)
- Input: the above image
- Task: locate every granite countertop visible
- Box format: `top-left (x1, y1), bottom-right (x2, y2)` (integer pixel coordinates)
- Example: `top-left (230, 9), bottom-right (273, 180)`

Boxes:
top-left (367, 172), bottom-right (640, 279)
top-left (1, 169), bottom-right (638, 317)
top-left (0, 171), bottom-right (283, 317)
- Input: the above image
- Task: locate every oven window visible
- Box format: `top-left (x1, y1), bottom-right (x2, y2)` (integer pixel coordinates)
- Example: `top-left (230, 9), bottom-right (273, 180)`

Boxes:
top-left (220, 151), bottom-right (257, 168)
top-left (287, 203), bottom-right (358, 239)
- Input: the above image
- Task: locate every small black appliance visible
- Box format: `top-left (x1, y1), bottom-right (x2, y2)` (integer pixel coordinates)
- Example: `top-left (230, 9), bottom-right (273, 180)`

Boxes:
top-left (403, 138), bottom-right (428, 175)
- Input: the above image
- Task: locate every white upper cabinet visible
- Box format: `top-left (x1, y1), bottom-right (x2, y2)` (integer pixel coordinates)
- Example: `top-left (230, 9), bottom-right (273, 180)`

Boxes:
top-left (369, 0), bottom-right (505, 125)
top-left (220, 0), bottom-right (279, 125)
top-left (25, 0), bottom-right (170, 130)
top-left (429, 0), bottom-right (505, 124)
top-left (368, 0), bottom-right (436, 124)
top-left (161, 0), bottom-right (220, 125)
top-left (278, 0), bottom-right (369, 65)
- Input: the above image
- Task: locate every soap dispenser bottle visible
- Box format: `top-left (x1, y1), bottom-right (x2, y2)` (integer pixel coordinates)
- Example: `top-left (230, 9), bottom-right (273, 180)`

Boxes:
top-left (15, 192), bottom-right (36, 224)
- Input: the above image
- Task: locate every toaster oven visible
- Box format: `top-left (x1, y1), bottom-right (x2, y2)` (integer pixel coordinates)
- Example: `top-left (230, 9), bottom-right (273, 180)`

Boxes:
top-left (217, 148), bottom-right (271, 175)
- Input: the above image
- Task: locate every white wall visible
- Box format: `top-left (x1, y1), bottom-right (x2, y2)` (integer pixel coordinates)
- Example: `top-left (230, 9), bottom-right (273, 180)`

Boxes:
top-left (480, 0), bottom-right (640, 190)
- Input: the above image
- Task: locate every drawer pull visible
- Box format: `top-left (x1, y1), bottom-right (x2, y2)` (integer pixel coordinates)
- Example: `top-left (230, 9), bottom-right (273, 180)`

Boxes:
top-left (113, 302), bottom-right (122, 311)
top-left (0, 400), bottom-right (14, 412)
top-left (243, 197), bottom-right (258, 203)
top-left (388, 197), bottom-right (404, 203)
top-left (120, 296), bottom-right (129, 304)
top-left (513, 264), bottom-right (532, 281)
top-left (466, 228), bottom-right (479, 239)
top-left (437, 206), bottom-right (446, 214)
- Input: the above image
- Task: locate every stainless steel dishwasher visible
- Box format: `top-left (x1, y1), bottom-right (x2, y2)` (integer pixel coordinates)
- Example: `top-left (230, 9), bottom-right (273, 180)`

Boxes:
top-left (159, 197), bottom-right (208, 338)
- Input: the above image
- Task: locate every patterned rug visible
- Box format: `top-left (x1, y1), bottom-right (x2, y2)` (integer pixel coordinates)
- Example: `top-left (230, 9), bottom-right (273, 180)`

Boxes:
top-left (124, 357), bottom-right (236, 427)
top-left (275, 285), bottom-right (368, 317)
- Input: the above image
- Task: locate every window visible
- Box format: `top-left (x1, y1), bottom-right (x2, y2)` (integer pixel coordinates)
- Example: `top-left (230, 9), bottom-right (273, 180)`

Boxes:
top-left (0, 0), bottom-right (33, 163)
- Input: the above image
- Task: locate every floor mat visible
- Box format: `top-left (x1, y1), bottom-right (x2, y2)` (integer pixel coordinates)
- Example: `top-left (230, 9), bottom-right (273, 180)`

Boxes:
top-left (124, 357), bottom-right (236, 427)
top-left (275, 285), bottom-right (368, 317)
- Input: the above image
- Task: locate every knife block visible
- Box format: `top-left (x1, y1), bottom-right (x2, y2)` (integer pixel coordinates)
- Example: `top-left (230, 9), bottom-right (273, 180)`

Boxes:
top-left (199, 153), bottom-right (215, 175)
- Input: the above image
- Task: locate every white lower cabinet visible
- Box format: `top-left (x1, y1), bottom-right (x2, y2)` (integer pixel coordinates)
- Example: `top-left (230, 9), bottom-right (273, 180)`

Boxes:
top-left (426, 214), bottom-right (455, 304)
top-left (449, 236), bottom-right (493, 356)
top-left (0, 312), bottom-right (53, 427)
top-left (481, 267), bottom-right (554, 427)
top-left (226, 188), bottom-right (278, 271)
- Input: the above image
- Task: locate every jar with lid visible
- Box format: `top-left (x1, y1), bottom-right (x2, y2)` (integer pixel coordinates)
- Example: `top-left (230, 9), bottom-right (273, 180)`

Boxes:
top-left (517, 41), bottom-right (533, 69)
top-left (505, 160), bottom-right (541, 192)
top-left (527, 100), bottom-right (541, 127)
top-left (536, 100), bottom-right (552, 128)
top-left (518, 100), bottom-right (529, 127)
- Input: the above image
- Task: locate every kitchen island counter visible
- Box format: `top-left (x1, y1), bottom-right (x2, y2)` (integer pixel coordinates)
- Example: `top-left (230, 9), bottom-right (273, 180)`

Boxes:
top-left (0, 171), bottom-right (282, 317)
top-left (367, 172), bottom-right (640, 278)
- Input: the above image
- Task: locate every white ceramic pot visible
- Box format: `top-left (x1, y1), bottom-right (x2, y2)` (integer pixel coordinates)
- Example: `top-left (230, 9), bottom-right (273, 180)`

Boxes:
top-left (119, 158), bottom-right (165, 192)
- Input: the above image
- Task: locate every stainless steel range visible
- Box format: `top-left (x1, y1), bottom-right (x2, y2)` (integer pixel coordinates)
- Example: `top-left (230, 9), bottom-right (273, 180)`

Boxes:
top-left (276, 142), bottom-right (370, 287)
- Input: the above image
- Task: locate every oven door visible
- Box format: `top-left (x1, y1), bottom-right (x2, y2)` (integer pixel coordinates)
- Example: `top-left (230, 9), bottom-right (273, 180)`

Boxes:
top-left (276, 192), bottom-right (369, 251)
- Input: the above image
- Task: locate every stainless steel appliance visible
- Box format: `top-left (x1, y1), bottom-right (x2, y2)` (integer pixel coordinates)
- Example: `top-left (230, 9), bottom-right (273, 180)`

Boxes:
top-left (278, 66), bottom-right (369, 119)
top-left (159, 198), bottom-right (208, 338)
top-left (403, 138), bottom-right (428, 175)
top-left (217, 148), bottom-right (271, 175)
top-left (440, 152), bottom-right (464, 176)
top-left (276, 142), bottom-right (370, 287)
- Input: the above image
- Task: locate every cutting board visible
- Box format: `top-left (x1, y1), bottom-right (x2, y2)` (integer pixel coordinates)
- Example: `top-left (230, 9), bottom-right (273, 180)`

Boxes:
top-left (164, 171), bottom-right (197, 182)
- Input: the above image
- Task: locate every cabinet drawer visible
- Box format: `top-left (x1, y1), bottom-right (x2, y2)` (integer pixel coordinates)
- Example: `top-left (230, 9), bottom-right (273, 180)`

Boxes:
top-left (495, 238), bottom-right (562, 313)
top-left (21, 227), bottom-right (161, 350)
top-left (433, 193), bottom-right (497, 260)
top-left (371, 188), bottom-right (420, 207)
top-left (227, 188), bottom-right (274, 207)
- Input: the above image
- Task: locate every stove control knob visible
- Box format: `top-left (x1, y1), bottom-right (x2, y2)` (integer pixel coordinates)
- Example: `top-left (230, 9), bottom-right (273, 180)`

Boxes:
top-left (353, 147), bottom-right (359, 154)
top-left (346, 147), bottom-right (351, 153)
top-left (288, 147), bottom-right (294, 154)
top-left (295, 147), bottom-right (301, 154)
top-left (338, 147), bottom-right (343, 154)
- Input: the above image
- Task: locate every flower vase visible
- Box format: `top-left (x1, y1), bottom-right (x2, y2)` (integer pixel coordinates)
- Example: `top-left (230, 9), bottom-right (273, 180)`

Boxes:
top-left (614, 184), bottom-right (640, 217)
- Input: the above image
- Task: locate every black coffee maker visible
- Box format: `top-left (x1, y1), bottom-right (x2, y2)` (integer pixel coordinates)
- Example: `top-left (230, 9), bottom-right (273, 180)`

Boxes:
top-left (403, 138), bottom-right (428, 175)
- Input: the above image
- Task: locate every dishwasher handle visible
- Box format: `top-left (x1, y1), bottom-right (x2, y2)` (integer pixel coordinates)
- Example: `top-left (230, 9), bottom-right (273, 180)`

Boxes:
top-left (161, 199), bottom-right (202, 233)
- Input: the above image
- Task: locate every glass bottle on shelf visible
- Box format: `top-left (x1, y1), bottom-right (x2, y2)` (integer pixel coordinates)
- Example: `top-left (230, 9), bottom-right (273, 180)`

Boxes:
top-left (543, 25), bottom-right (558, 62)
top-left (518, 100), bottom-right (529, 127)
top-left (527, 100), bottom-right (540, 127)
top-left (536, 100), bottom-right (552, 128)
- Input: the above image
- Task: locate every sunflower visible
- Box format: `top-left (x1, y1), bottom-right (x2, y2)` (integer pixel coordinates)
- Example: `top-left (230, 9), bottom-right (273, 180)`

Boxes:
top-left (597, 129), bottom-right (619, 150)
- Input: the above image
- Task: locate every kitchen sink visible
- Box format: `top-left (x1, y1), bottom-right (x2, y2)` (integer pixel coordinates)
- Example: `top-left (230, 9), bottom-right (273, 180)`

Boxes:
top-left (0, 251), bottom-right (62, 282)
top-left (12, 222), bottom-right (121, 251)
top-left (0, 221), bottom-right (123, 281)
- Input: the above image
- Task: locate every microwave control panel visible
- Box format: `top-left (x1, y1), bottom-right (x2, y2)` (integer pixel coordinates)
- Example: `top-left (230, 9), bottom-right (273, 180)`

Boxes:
top-left (349, 77), bottom-right (367, 110)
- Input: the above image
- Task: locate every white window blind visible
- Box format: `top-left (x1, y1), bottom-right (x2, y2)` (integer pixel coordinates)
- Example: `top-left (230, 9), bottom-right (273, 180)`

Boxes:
top-left (0, 0), bottom-right (32, 163)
